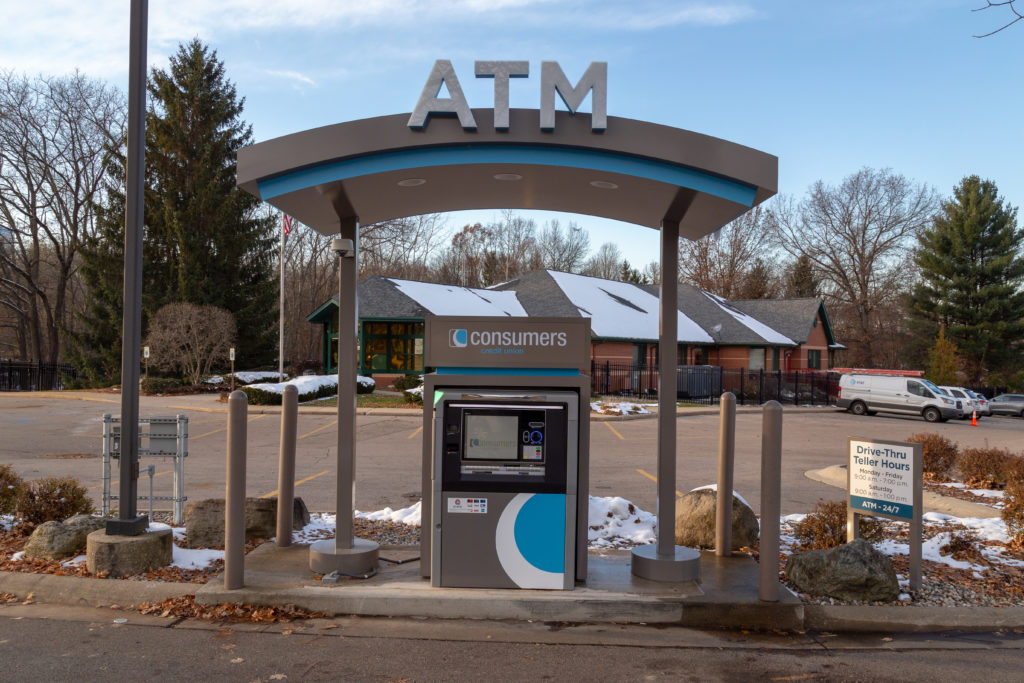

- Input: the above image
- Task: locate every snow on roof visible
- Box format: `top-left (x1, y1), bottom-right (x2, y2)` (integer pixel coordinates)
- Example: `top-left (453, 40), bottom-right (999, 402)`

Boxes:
top-left (546, 270), bottom-right (713, 342)
top-left (702, 292), bottom-right (795, 346)
top-left (388, 278), bottom-right (527, 317)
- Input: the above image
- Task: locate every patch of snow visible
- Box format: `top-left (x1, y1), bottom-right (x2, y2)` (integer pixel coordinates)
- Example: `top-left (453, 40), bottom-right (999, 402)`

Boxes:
top-left (587, 495), bottom-right (657, 548)
top-left (688, 484), bottom-right (752, 509)
top-left (389, 278), bottom-right (527, 316)
top-left (11, 550), bottom-right (24, 562)
top-left (246, 374), bottom-right (373, 396)
top-left (405, 385), bottom-right (424, 398)
top-left (356, 501), bottom-right (422, 526)
top-left (204, 375), bottom-right (224, 384)
top-left (702, 291), bottom-right (795, 345)
top-left (590, 401), bottom-right (651, 415)
top-left (547, 270), bottom-right (713, 343)
top-left (233, 371), bottom-right (288, 384)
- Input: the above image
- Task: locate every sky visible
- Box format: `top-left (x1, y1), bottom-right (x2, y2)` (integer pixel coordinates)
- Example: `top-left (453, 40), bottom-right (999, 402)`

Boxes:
top-left (5, 0), bottom-right (1023, 268)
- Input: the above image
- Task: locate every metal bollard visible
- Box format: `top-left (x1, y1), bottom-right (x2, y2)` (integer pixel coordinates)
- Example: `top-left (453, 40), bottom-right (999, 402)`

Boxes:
top-left (225, 390), bottom-right (247, 590)
top-left (759, 401), bottom-right (783, 601)
top-left (716, 392), bottom-right (736, 557)
top-left (276, 385), bottom-right (298, 547)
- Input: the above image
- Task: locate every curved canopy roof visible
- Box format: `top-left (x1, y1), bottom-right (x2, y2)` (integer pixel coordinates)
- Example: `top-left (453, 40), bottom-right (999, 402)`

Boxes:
top-left (236, 109), bottom-right (777, 240)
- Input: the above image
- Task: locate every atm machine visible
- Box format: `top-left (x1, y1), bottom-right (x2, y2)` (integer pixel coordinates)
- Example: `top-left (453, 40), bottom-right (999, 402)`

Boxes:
top-left (420, 316), bottom-right (590, 590)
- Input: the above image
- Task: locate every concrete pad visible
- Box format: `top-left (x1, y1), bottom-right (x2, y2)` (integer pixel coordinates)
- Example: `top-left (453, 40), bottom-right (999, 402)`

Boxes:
top-left (805, 465), bottom-right (1000, 518)
top-left (194, 543), bottom-right (802, 630)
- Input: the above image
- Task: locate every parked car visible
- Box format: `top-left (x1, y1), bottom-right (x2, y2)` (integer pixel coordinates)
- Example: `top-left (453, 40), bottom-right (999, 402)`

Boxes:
top-left (965, 389), bottom-right (991, 417)
top-left (990, 393), bottom-right (1024, 417)
top-left (939, 386), bottom-right (984, 420)
top-left (838, 374), bottom-right (962, 422)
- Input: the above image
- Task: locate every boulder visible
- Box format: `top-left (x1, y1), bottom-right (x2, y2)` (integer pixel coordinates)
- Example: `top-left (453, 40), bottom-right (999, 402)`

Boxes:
top-left (674, 488), bottom-right (759, 550)
top-left (23, 514), bottom-right (107, 561)
top-left (785, 538), bottom-right (899, 603)
top-left (184, 497), bottom-right (308, 548)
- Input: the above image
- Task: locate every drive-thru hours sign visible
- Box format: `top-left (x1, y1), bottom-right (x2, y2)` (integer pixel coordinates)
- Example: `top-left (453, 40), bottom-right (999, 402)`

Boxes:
top-left (848, 438), bottom-right (919, 519)
top-left (847, 436), bottom-right (923, 591)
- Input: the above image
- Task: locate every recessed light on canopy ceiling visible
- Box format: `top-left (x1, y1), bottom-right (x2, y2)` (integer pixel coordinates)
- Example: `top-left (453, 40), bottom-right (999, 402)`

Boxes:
top-left (493, 173), bottom-right (523, 181)
top-left (589, 180), bottom-right (618, 190)
top-left (397, 178), bottom-right (426, 187)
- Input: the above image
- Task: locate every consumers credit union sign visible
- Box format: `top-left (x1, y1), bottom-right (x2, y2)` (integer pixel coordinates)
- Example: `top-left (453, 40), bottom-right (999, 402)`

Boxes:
top-left (425, 316), bottom-right (590, 372)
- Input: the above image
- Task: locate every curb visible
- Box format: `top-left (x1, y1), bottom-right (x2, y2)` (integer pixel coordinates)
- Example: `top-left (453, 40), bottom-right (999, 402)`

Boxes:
top-left (0, 570), bottom-right (194, 608)
top-left (4, 568), bottom-right (1022, 633)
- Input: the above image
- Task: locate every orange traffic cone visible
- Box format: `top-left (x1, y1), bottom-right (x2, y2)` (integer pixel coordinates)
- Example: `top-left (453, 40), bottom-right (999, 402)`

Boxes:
top-left (971, 409), bottom-right (978, 426)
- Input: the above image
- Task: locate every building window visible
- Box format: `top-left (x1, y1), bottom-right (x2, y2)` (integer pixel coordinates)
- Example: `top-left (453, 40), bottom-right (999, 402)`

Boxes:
top-left (693, 346), bottom-right (707, 365)
top-left (749, 347), bottom-right (766, 370)
top-left (807, 349), bottom-right (821, 370)
top-left (771, 347), bottom-right (780, 371)
top-left (361, 321), bottom-right (424, 374)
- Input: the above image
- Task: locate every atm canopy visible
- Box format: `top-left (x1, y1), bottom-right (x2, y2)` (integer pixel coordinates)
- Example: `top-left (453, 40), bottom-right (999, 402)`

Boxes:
top-left (236, 109), bottom-right (777, 240)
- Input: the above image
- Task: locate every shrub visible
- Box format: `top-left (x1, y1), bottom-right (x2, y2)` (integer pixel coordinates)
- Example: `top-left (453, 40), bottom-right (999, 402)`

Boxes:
top-left (289, 359), bottom-right (322, 376)
top-left (140, 377), bottom-right (182, 395)
top-left (239, 376), bottom-right (374, 405)
top-left (906, 432), bottom-right (958, 481)
top-left (0, 465), bottom-right (26, 515)
top-left (957, 446), bottom-right (1016, 488)
top-left (392, 374), bottom-right (422, 392)
top-left (17, 476), bottom-right (94, 531)
top-left (792, 499), bottom-right (884, 550)
top-left (1003, 477), bottom-right (1024, 548)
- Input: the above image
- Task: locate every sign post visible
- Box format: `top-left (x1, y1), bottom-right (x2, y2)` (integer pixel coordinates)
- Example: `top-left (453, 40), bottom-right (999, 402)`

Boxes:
top-left (229, 347), bottom-right (235, 392)
top-left (847, 437), bottom-right (922, 592)
top-left (143, 346), bottom-right (149, 380)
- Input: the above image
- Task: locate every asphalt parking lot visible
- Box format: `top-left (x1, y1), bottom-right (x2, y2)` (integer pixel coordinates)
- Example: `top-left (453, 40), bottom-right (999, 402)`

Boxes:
top-left (2, 391), bottom-right (1022, 517)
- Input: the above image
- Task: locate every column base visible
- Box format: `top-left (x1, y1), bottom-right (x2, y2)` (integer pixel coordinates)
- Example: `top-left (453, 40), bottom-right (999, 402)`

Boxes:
top-left (631, 544), bottom-right (701, 582)
top-left (309, 537), bottom-right (379, 576)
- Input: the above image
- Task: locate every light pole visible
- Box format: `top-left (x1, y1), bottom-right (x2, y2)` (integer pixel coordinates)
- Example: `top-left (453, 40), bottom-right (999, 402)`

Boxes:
top-left (108, 0), bottom-right (149, 536)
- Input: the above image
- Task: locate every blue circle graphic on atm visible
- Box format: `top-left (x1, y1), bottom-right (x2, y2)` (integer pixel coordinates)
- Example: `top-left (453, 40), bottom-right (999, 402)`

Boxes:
top-left (495, 493), bottom-right (565, 588)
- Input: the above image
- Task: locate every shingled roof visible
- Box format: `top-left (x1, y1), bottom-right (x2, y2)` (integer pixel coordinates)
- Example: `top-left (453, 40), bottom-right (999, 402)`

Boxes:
top-left (308, 271), bottom-right (839, 349)
top-left (729, 298), bottom-right (834, 345)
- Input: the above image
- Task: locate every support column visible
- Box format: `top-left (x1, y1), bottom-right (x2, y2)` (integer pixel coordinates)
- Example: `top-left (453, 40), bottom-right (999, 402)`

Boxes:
top-left (631, 217), bottom-right (700, 582)
top-left (310, 217), bottom-right (378, 576)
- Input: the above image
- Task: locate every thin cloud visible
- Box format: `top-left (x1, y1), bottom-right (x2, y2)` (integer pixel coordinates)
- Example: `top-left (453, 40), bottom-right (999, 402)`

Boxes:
top-left (266, 70), bottom-right (318, 88)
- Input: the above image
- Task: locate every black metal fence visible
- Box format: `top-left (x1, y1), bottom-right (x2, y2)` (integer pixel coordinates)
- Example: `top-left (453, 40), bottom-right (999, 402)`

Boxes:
top-left (590, 362), bottom-right (839, 406)
top-left (0, 360), bottom-right (80, 391)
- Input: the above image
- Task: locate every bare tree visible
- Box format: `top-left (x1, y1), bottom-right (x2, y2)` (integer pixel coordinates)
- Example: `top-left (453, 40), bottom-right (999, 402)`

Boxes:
top-left (678, 205), bottom-right (770, 297)
top-left (359, 213), bottom-right (447, 280)
top-left (431, 223), bottom-right (491, 286)
top-left (583, 242), bottom-right (624, 279)
top-left (973, 1), bottom-right (1022, 37)
top-left (281, 219), bottom-right (336, 369)
top-left (146, 302), bottom-right (236, 385)
top-left (488, 210), bottom-right (538, 282)
top-left (536, 219), bottom-right (590, 272)
top-left (767, 168), bottom-right (938, 367)
top-left (0, 71), bottom-right (125, 362)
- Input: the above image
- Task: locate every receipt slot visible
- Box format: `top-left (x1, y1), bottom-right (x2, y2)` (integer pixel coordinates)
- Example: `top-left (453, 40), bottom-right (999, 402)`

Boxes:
top-left (420, 316), bottom-right (590, 590)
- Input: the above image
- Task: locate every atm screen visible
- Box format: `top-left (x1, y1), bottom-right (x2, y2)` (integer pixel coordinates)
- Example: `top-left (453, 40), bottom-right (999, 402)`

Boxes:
top-left (463, 414), bottom-right (519, 460)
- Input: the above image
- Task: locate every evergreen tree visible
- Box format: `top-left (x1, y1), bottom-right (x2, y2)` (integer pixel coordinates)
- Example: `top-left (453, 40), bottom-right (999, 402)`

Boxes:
top-left (70, 40), bottom-right (276, 382)
top-left (926, 327), bottom-right (961, 387)
top-left (619, 260), bottom-right (646, 284)
top-left (784, 254), bottom-right (820, 298)
top-left (64, 150), bottom-right (128, 386)
top-left (146, 39), bottom-right (277, 365)
top-left (909, 176), bottom-right (1024, 383)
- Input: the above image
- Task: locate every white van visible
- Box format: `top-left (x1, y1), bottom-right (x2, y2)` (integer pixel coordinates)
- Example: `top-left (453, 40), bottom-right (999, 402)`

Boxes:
top-left (838, 374), bottom-right (963, 423)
